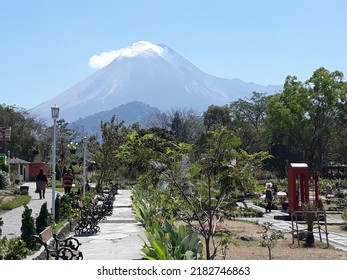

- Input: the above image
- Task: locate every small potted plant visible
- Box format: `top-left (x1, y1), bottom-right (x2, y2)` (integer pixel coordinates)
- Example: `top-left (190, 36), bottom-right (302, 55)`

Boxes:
top-left (278, 195), bottom-right (289, 211)
top-left (67, 142), bottom-right (78, 154)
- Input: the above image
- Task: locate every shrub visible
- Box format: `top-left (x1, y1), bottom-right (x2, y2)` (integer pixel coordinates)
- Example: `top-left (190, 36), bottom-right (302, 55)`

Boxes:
top-left (0, 171), bottom-right (8, 190)
top-left (0, 237), bottom-right (31, 260)
top-left (54, 194), bottom-right (61, 222)
top-left (227, 206), bottom-right (264, 219)
top-left (36, 202), bottom-right (50, 234)
top-left (258, 222), bottom-right (285, 260)
top-left (20, 205), bottom-right (36, 250)
top-left (0, 217), bottom-right (3, 236)
top-left (58, 194), bottom-right (75, 220)
top-left (1, 164), bottom-right (9, 173)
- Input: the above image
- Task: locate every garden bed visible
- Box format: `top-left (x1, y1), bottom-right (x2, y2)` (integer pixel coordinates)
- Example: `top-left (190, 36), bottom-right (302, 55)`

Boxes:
top-left (217, 220), bottom-right (347, 260)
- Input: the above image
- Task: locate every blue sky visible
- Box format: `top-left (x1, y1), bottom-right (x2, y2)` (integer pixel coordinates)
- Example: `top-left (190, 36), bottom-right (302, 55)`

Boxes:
top-left (1, 0), bottom-right (347, 110)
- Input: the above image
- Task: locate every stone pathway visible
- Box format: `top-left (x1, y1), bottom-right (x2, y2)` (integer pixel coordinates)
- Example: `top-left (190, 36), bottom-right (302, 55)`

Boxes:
top-left (1, 182), bottom-right (54, 239)
top-left (75, 189), bottom-right (145, 260)
top-left (241, 202), bottom-right (347, 252)
top-left (0, 184), bottom-right (145, 260)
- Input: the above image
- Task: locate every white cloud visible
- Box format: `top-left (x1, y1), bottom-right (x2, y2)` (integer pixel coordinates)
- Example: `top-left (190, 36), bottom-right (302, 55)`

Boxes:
top-left (88, 41), bottom-right (165, 69)
top-left (88, 50), bottom-right (121, 69)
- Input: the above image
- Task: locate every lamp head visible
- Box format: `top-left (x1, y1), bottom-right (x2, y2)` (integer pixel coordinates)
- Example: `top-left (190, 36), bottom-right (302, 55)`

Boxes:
top-left (51, 105), bottom-right (60, 119)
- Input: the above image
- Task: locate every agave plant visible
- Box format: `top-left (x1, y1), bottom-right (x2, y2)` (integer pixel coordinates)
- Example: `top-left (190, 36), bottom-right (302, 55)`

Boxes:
top-left (141, 220), bottom-right (204, 260)
top-left (132, 198), bottom-right (159, 229)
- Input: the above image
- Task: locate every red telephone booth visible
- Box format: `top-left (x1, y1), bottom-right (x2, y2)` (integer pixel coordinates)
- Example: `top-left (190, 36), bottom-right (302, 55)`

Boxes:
top-left (287, 163), bottom-right (319, 212)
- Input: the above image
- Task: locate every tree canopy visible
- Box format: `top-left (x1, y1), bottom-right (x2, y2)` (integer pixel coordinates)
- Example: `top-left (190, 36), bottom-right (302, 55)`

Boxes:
top-left (266, 67), bottom-right (347, 170)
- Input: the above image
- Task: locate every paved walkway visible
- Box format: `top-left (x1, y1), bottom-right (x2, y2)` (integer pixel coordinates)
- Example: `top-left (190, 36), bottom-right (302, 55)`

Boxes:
top-left (0, 183), bottom-right (145, 260)
top-left (1, 182), bottom-right (54, 239)
top-left (76, 189), bottom-right (145, 260)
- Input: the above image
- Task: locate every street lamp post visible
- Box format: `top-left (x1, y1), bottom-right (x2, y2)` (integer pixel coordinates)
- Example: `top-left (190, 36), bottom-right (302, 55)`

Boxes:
top-left (7, 150), bottom-right (10, 182)
top-left (51, 105), bottom-right (60, 222)
top-left (82, 136), bottom-right (87, 198)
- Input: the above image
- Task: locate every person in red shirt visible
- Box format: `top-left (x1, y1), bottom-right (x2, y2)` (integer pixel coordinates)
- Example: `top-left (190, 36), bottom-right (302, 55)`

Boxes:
top-left (62, 169), bottom-right (74, 195)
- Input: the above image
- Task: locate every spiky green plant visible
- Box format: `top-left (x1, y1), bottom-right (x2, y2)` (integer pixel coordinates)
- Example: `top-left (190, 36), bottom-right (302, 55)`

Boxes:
top-left (141, 220), bottom-right (204, 260)
top-left (133, 198), bottom-right (159, 229)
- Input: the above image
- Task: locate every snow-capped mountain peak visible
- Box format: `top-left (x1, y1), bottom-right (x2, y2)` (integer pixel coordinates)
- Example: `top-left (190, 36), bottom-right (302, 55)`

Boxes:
top-left (129, 40), bottom-right (165, 56)
top-left (31, 41), bottom-right (282, 122)
top-left (115, 40), bottom-right (166, 59)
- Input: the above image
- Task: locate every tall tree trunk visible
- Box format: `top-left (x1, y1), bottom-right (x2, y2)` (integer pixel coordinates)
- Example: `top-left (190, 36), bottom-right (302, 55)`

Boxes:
top-left (205, 235), bottom-right (211, 260)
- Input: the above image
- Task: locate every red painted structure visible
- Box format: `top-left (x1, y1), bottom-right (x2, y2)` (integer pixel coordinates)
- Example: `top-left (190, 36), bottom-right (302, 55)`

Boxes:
top-left (287, 163), bottom-right (319, 212)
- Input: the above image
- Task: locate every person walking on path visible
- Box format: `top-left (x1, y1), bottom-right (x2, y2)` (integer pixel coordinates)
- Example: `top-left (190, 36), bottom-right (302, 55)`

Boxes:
top-left (35, 168), bottom-right (48, 199)
top-left (265, 182), bottom-right (273, 213)
top-left (62, 169), bottom-right (74, 195)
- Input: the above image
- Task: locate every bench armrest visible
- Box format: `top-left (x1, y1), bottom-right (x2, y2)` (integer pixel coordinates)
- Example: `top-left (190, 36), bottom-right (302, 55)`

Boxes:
top-left (53, 234), bottom-right (82, 250)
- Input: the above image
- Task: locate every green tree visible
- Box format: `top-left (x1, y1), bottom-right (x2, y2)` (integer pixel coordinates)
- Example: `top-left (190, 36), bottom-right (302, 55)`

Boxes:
top-left (89, 116), bottom-right (128, 190)
top-left (117, 130), bottom-right (175, 187)
top-left (266, 67), bottom-right (347, 170)
top-left (55, 119), bottom-right (81, 179)
top-left (0, 104), bottom-right (44, 161)
top-left (229, 92), bottom-right (268, 153)
top-left (203, 105), bottom-right (231, 130)
top-left (119, 126), bottom-right (270, 259)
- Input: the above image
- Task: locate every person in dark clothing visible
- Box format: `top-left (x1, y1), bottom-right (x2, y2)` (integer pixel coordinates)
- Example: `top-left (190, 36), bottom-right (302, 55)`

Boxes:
top-left (265, 182), bottom-right (273, 213)
top-left (36, 168), bottom-right (48, 199)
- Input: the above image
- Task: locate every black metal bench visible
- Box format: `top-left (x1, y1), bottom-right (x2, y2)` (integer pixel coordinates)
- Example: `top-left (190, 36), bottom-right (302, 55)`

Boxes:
top-left (32, 226), bottom-right (83, 260)
top-left (74, 201), bottom-right (104, 235)
top-left (96, 191), bottom-right (116, 216)
top-left (74, 190), bottom-right (116, 235)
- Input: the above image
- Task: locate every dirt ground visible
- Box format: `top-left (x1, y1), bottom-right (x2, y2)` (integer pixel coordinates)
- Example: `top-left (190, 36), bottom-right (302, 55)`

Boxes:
top-left (218, 220), bottom-right (347, 260)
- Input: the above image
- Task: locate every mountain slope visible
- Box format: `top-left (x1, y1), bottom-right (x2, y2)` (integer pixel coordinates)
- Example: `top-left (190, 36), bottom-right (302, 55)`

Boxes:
top-left (30, 41), bottom-right (282, 122)
top-left (69, 101), bottom-right (160, 135)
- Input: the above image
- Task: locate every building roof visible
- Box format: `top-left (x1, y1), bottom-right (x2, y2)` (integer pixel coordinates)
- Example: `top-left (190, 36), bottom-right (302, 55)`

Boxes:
top-left (7, 157), bottom-right (30, 164)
